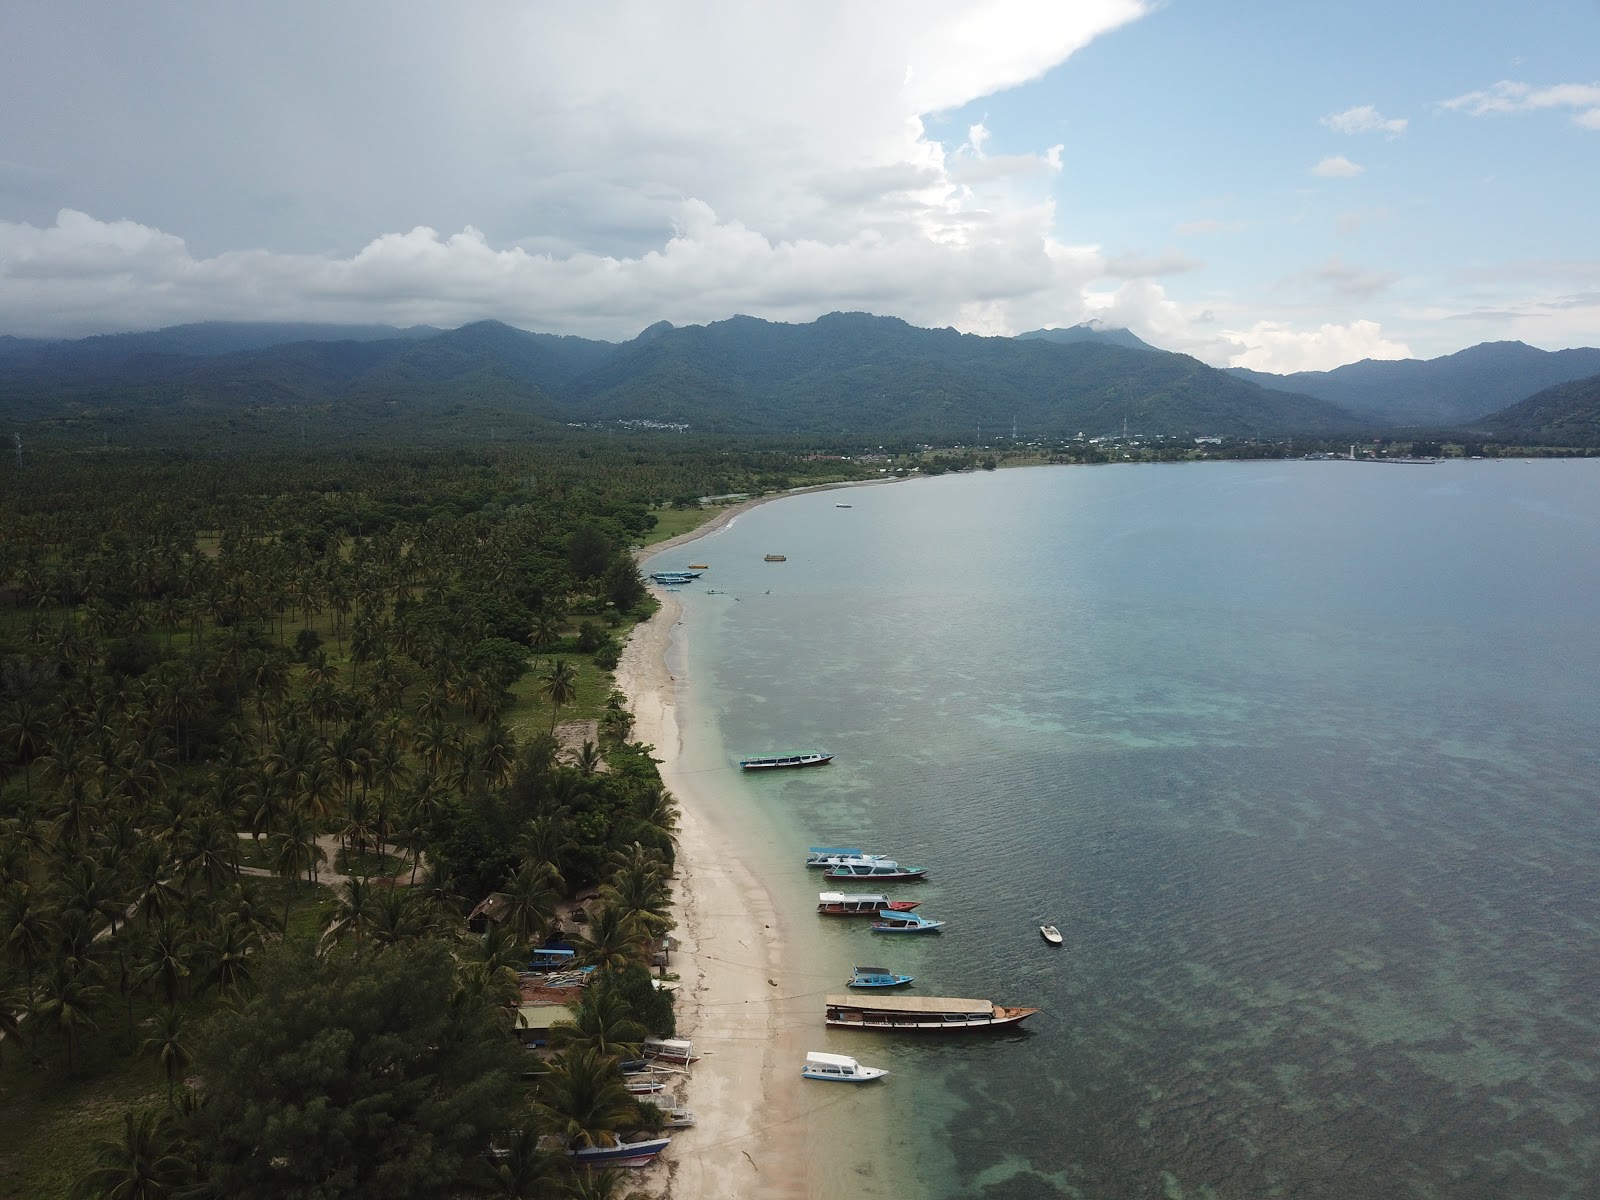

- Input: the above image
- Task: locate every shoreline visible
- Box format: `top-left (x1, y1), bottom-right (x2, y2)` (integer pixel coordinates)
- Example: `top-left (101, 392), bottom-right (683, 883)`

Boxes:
top-left (616, 475), bottom-right (912, 1198)
top-left (615, 528), bottom-right (810, 1198)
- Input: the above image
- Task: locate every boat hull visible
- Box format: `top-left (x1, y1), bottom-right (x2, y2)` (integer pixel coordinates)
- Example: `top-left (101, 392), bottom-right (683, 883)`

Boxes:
top-left (570, 1137), bottom-right (671, 1168)
top-left (824, 995), bottom-right (1040, 1033)
top-left (741, 753), bottom-right (834, 770)
top-left (823, 868), bottom-right (927, 882)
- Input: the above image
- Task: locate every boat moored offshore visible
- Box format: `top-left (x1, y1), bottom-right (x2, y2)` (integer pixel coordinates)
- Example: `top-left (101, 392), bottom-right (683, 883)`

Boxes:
top-left (739, 752), bottom-right (834, 770)
top-left (801, 1051), bottom-right (888, 1082)
top-left (823, 858), bottom-right (928, 881)
top-left (816, 891), bottom-right (920, 916)
top-left (806, 847), bottom-right (891, 868)
top-left (848, 965), bottom-right (915, 988)
top-left (870, 910), bottom-right (944, 934)
top-left (824, 994), bottom-right (1040, 1033)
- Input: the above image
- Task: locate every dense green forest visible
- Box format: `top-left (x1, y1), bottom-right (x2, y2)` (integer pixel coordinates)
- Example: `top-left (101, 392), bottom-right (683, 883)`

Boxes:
top-left (0, 437), bottom-right (879, 1199)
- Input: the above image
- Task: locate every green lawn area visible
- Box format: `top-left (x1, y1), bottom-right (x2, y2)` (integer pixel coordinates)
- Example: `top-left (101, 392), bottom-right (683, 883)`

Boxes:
top-left (639, 506), bottom-right (717, 546)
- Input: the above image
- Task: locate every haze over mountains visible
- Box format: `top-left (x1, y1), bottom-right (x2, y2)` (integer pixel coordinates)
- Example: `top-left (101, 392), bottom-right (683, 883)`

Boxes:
top-left (2, 315), bottom-right (1596, 445)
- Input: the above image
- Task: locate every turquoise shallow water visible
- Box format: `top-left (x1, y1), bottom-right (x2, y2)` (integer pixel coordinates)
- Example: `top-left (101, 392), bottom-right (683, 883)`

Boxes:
top-left (653, 461), bottom-right (1600, 1200)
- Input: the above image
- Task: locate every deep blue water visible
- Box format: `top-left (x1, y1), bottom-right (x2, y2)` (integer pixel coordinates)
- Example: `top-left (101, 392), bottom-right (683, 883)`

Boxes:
top-left (654, 461), bottom-right (1600, 1199)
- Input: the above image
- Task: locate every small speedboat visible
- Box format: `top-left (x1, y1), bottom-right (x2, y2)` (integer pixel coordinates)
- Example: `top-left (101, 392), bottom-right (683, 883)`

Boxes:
top-left (1040, 924), bottom-right (1063, 946)
top-left (871, 910), bottom-right (944, 934)
top-left (849, 965), bottom-right (915, 988)
top-left (802, 1051), bottom-right (888, 1082)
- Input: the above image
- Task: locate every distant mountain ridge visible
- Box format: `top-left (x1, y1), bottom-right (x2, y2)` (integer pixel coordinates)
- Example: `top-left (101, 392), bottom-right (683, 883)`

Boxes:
top-left (1228, 341), bottom-right (1600, 426)
top-left (5, 314), bottom-right (1593, 444)
top-left (1015, 323), bottom-right (1162, 353)
top-left (0, 313), bottom-right (1356, 441)
top-left (1477, 371), bottom-right (1600, 445)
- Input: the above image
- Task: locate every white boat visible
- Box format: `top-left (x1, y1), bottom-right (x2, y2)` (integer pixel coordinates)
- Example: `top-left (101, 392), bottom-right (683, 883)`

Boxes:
top-left (1040, 925), bottom-right (1063, 946)
top-left (801, 1051), bottom-right (888, 1083)
top-left (805, 847), bottom-right (891, 868)
top-left (641, 1036), bottom-right (697, 1064)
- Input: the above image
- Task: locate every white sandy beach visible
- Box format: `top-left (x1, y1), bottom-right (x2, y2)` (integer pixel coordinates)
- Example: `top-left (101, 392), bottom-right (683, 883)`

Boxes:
top-left (615, 481), bottom-right (911, 1199)
top-left (615, 500), bottom-right (810, 1199)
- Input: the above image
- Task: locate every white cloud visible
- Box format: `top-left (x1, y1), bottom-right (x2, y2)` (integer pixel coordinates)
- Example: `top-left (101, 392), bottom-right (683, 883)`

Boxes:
top-left (1102, 250), bottom-right (1203, 279)
top-left (1321, 105), bottom-right (1407, 138)
top-left (0, 206), bottom-right (1130, 340)
top-left (1439, 80), bottom-right (1600, 129)
top-left (1311, 155), bottom-right (1365, 178)
top-left (1223, 319), bottom-right (1411, 373)
top-left (1311, 255), bottom-right (1400, 299)
top-left (0, 2), bottom-right (1161, 338)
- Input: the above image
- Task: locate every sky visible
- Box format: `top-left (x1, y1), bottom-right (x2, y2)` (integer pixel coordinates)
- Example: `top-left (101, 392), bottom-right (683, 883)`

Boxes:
top-left (1, 0), bottom-right (1597, 371)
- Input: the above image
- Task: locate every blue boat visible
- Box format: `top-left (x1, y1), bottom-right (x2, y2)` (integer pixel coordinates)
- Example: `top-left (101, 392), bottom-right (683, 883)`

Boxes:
top-left (870, 910), bottom-right (945, 934)
top-left (806, 846), bottom-right (865, 866)
top-left (849, 964), bottom-right (915, 988)
top-left (569, 1136), bottom-right (672, 1168)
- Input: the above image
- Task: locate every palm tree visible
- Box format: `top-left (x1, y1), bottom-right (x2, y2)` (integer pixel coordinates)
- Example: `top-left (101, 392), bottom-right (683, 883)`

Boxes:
top-left (139, 1007), bottom-right (191, 1106)
top-left (573, 905), bottom-right (648, 973)
top-left (36, 961), bottom-right (105, 1071)
top-left (366, 888), bottom-right (431, 948)
top-left (502, 861), bottom-right (562, 948)
top-left (70, 1107), bottom-right (192, 1200)
top-left (541, 660), bottom-right (578, 732)
top-left (574, 739), bottom-right (605, 777)
top-left (474, 1125), bottom-right (564, 1200)
top-left (2, 887), bottom-right (55, 1009)
top-left (320, 877), bottom-right (373, 950)
top-left (269, 810), bottom-right (325, 928)
top-left (533, 1045), bottom-right (638, 1150)
top-left (134, 916), bottom-right (195, 1010)
top-left (548, 985), bottom-right (647, 1061)
top-left (565, 1166), bottom-right (653, 1200)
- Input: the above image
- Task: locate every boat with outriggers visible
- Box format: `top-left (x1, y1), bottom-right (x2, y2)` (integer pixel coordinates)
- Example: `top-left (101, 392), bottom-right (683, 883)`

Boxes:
top-left (817, 891), bottom-right (920, 916)
top-left (870, 909), bottom-right (944, 934)
top-left (848, 964), bottom-right (914, 988)
top-left (824, 994), bottom-right (1040, 1033)
top-left (648, 570), bottom-right (702, 585)
top-left (801, 1051), bottom-right (888, 1082)
top-left (824, 858), bottom-right (928, 882)
top-left (739, 751), bottom-right (834, 770)
top-left (569, 1136), bottom-right (672, 1168)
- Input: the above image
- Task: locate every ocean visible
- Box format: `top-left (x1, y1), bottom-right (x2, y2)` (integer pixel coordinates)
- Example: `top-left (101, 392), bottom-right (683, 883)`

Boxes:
top-left (652, 460), bottom-right (1600, 1200)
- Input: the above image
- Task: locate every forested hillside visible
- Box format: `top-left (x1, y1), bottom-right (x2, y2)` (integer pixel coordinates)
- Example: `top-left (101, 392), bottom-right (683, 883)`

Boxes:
top-left (0, 439), bottom-right (874, 1198)
top-left (2, 314), bottom-right (1359, 445)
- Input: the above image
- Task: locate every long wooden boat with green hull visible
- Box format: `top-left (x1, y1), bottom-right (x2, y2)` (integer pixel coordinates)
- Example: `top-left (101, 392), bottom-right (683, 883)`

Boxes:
top-left (823, 994), bottom-right (1039, 1033)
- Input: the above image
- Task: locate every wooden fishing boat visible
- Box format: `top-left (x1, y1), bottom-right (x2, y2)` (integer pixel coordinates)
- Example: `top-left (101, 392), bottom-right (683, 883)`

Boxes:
top-left (817, 891), bottom-right (920, 916)
top-left (824, 994), bottom-right (1039, 1033)
top-left (739, 751), bottom-right (833, 770)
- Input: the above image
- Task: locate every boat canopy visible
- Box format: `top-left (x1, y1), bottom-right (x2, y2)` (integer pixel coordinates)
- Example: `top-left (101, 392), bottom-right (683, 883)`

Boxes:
top-left (805, 1051), bottom-right (861, 1070)
top-left (818, 892), bottom-right (889, 905)
top-left (825, 994), bottom-right (996, 1015)
top-left (808, 846), bottom-right (863, 856)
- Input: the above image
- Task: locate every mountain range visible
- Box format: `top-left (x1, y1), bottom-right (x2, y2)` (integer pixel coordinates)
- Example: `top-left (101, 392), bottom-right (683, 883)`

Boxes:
top-left (1227, 341), bottom-right (1600, 427)
top-left (1, 316), bottom-right (1595, 445)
